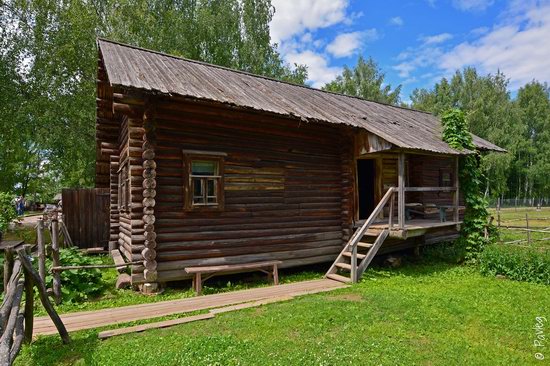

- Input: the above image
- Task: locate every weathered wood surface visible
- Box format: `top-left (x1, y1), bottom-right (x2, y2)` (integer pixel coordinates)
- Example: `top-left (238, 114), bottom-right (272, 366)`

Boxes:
top-left (97, 313), bottom-right (215, 340)
top-left (209, 295), bottom-right (294, 314)
top-left (187, 260), bottom-right (281, 295)
top-left (62, 188), bottom-right (110, 249)
top-left (118, 97), bottom-right (348, 284)
top-left (51, 220), bottom-right (61, 304)
top-left (36, 219), bottom-right (46, 283)
top-left (0, 253), bottom-right (24, 366)
top-left (16, 248), bottom-right (70, 344)
top-left (97, 39), bottom-right (504, 155)
top-left (95, 51), bottom-right (468, 287)
top-left (185, 261), bottom-right (282, 274)
top-left (33, 279), bottom-right (346, 335)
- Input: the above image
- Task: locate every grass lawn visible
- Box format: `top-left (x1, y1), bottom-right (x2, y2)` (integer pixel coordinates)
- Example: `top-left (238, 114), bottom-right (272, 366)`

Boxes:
top-left (489, 207), bottom-right (550, 246)
top-left (17, 261), bottom-right (549, 366)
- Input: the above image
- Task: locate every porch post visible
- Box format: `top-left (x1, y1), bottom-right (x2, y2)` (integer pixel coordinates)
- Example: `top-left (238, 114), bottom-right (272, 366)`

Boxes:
top-left (398, 152), bottom-right (405, 229)
top-left (454, 156), bottom-right (460, 224)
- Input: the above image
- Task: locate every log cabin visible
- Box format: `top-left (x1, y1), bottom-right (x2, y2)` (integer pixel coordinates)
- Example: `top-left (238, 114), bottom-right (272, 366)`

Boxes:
top-left (95, 39), bottom-right (504, 290)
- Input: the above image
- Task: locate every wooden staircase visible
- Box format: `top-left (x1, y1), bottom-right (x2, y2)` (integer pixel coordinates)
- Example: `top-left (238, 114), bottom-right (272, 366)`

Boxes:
top-left (326, 188), bottom-right (395, 283)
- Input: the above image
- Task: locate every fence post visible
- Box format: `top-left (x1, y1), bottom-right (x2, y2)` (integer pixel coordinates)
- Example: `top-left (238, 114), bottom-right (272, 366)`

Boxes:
top-left (3, 247), bottom-right (14, 291)
top-left (497, 198), bottom-right (501, 228)
top-left (526, 213), bottom-right (531, 245)
top-left (51, 219), bottom-right (61, 304)
top-left (23, 245), bottom-right (34, 343)
top-left (37, 218), bottom-right (46, 284)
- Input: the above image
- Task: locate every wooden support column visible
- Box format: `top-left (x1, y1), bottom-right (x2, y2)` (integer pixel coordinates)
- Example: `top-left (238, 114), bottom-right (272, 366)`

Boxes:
top-left (453, 156), bottom-right (460, 225)
top-left (340, 132), bottom-right (354, 243)
top-left (397, 152), bottom-right (406, 229)
top-left (141, 106), bottom-right (158, 293)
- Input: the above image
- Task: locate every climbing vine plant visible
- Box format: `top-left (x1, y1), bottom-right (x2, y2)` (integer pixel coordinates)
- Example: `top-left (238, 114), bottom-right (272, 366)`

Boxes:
top-left (441, 109), bottom-right (494, 260)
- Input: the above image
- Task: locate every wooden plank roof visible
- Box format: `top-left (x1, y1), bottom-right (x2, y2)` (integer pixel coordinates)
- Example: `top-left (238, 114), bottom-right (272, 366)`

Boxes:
top-left (98, 39), bottom-right (505, 155)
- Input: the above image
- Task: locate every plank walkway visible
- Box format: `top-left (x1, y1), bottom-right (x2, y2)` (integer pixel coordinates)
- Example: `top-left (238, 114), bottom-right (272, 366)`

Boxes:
top-left (34, 279), bottom-right (346, 336)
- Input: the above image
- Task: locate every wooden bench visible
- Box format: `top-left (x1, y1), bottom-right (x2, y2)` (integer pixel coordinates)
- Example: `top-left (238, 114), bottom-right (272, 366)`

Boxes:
top-left (185, 261), bottom-right (282, 295)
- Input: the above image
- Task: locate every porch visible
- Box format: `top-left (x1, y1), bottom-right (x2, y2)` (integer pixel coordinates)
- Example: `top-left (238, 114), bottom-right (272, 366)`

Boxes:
top-left (354, 150), bottom-right (463, 240)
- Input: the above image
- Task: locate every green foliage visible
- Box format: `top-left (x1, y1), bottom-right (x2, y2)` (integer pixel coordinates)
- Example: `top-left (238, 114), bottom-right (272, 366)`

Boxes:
top-left (323, 56), bottom-right (401, 105)
top-left (479, 245), bottom-right (550, 285)
top-left (17, 263), bottom-right (549, 365)
top-left (45, 248), bottom-right (106, 303)
top-left (441, 109), bottom-right (493, 260)
top-left (411, 67), bottom-right (550, 201)
top-left (0, 192), bottom-right (17, 234)
top-left (0, 0), bottom-right (307, 195)
top-left (441, 109), bottom-right (473, 149)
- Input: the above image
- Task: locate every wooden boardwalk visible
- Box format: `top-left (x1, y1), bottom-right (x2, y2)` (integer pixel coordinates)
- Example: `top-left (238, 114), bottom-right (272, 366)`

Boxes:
top-left (34, 279), bottom-right (346, 336)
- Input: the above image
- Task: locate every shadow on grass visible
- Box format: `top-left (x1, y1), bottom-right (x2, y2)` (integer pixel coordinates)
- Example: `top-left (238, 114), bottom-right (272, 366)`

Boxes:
top-left (22, 331), bottom-right (100, 366)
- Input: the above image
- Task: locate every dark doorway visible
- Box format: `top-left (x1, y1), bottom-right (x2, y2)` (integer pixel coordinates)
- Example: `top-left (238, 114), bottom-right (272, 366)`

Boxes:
top-left (357, 159), bottom-right (376, 220)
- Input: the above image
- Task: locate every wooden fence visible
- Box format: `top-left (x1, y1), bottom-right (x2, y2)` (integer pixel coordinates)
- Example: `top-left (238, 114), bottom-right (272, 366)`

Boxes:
top-left (62, 188), bottom-right (110, 249)
top-left (0, 246), bottom-right (69, 366)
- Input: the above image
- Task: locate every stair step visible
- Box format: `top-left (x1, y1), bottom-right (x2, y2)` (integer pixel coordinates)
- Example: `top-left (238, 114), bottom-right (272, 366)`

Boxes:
top-left (327, 273), bottom-right (352, 283)
top-left (335, 262), bottom-right (352, 270)
top-left (357, 242), bottom-right (373, 249)
top-left (343, 252), bottom-right (366, 259)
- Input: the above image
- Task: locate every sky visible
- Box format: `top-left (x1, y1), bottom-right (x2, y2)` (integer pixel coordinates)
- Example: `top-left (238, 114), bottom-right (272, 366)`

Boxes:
top-left (269, 0), bottom-right (550, 102)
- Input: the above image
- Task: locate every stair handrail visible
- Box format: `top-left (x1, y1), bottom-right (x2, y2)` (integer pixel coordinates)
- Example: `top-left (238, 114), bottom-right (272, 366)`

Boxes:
top-left (349, 187), bottom-right (396, 249)
top-left (326, 187), bottom-right (396, 280)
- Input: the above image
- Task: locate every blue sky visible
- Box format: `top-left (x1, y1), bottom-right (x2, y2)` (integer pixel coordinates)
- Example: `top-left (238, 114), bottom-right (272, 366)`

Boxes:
top-left (269, 0), bottom-right (550, 102)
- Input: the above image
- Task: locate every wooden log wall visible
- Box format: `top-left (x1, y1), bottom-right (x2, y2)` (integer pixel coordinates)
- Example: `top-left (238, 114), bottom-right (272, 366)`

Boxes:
top-left (128, 98), bottom-right (347, 284)
top-left (118, 116), bottom-right (147, 264)
top-left (408, 154), bottom-right (464, 220)
top-left (96, 53), bottom-right (116, 189)
top-left (96, 55), bottom-right (119, 250)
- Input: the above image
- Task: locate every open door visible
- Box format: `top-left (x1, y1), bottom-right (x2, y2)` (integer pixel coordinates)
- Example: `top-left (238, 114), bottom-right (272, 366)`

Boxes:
top-left (357, 159), bottom-right (376, 220)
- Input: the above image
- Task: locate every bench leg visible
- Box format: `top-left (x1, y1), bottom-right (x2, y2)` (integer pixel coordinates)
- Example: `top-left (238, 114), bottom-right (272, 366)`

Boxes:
top-left (194, 273), bottom-right (202, 296)
top-left (273, 264), bottom-right (279, 285)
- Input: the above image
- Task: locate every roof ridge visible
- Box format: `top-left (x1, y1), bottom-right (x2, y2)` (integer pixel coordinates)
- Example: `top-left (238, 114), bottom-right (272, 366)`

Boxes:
top-left (96, 37), bottom-right (434, 117)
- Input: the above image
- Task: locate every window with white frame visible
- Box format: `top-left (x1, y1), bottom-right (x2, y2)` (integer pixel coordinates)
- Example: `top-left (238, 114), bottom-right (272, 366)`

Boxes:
top-left (183, 150), bottom-right (225, 210)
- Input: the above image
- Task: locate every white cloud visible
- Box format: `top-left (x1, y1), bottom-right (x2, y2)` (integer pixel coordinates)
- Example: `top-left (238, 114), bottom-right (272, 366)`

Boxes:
top-left (394, 47), bottom-right (444, 78)
top-left (440, 3), bottom-right (550, 89)
top-left (389, 16), bottom-right (404, 27)
top-left (285, 50), bottom-right (342, 88)
top-left (270, 0), bottom-right (350, 44)
top-left (326, 30), bottom-right (378, 58)
top-left (270, 0), bottom-right (360, 88)
top-left (452, 0), bottom-right (494, 12)
top-left (420, 33), bottom-right (453, 45)
top-left (393, 1), bottom-right (550, 90)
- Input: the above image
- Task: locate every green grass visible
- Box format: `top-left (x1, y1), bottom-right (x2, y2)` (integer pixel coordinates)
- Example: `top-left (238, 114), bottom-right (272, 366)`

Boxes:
top-left (17, 261), bottom-right (549, 366)
top-left (490, 207), bottom-right (550, 246)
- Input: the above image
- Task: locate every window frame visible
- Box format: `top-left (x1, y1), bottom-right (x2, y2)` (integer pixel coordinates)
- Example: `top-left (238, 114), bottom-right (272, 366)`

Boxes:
top-left (183, 150), bottom-right (226, 211)
top-left (118, 159), bottom-right (131, 213)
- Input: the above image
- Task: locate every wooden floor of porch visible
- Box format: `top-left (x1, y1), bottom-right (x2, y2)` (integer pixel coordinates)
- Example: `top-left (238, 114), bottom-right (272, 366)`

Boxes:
top-left (358, 219), bottom-right (462, 239)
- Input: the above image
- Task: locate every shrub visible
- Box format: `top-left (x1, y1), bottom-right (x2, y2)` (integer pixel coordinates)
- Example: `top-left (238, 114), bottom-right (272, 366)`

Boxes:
top-left (0, 192), bottom-right (17, 237)
top-left (478, 245), bottom-right (550, 285)
top-left (45, 248), bottom-right (106, 303)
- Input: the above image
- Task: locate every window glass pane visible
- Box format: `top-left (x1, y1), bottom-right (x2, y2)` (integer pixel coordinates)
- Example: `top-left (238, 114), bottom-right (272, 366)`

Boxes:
top-left (207, 179), bottom-right (217, 204)
top-left (192, 160), bottom-right (217, 176)
top-left (192, 178), bottom-right (204, 204)
top-left (207, 179), bottom-right (216, 196)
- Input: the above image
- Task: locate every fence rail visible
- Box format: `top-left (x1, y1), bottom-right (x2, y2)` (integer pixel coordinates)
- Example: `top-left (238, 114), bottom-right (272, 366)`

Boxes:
top-left (0, 245), bottom-right (69, 366)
